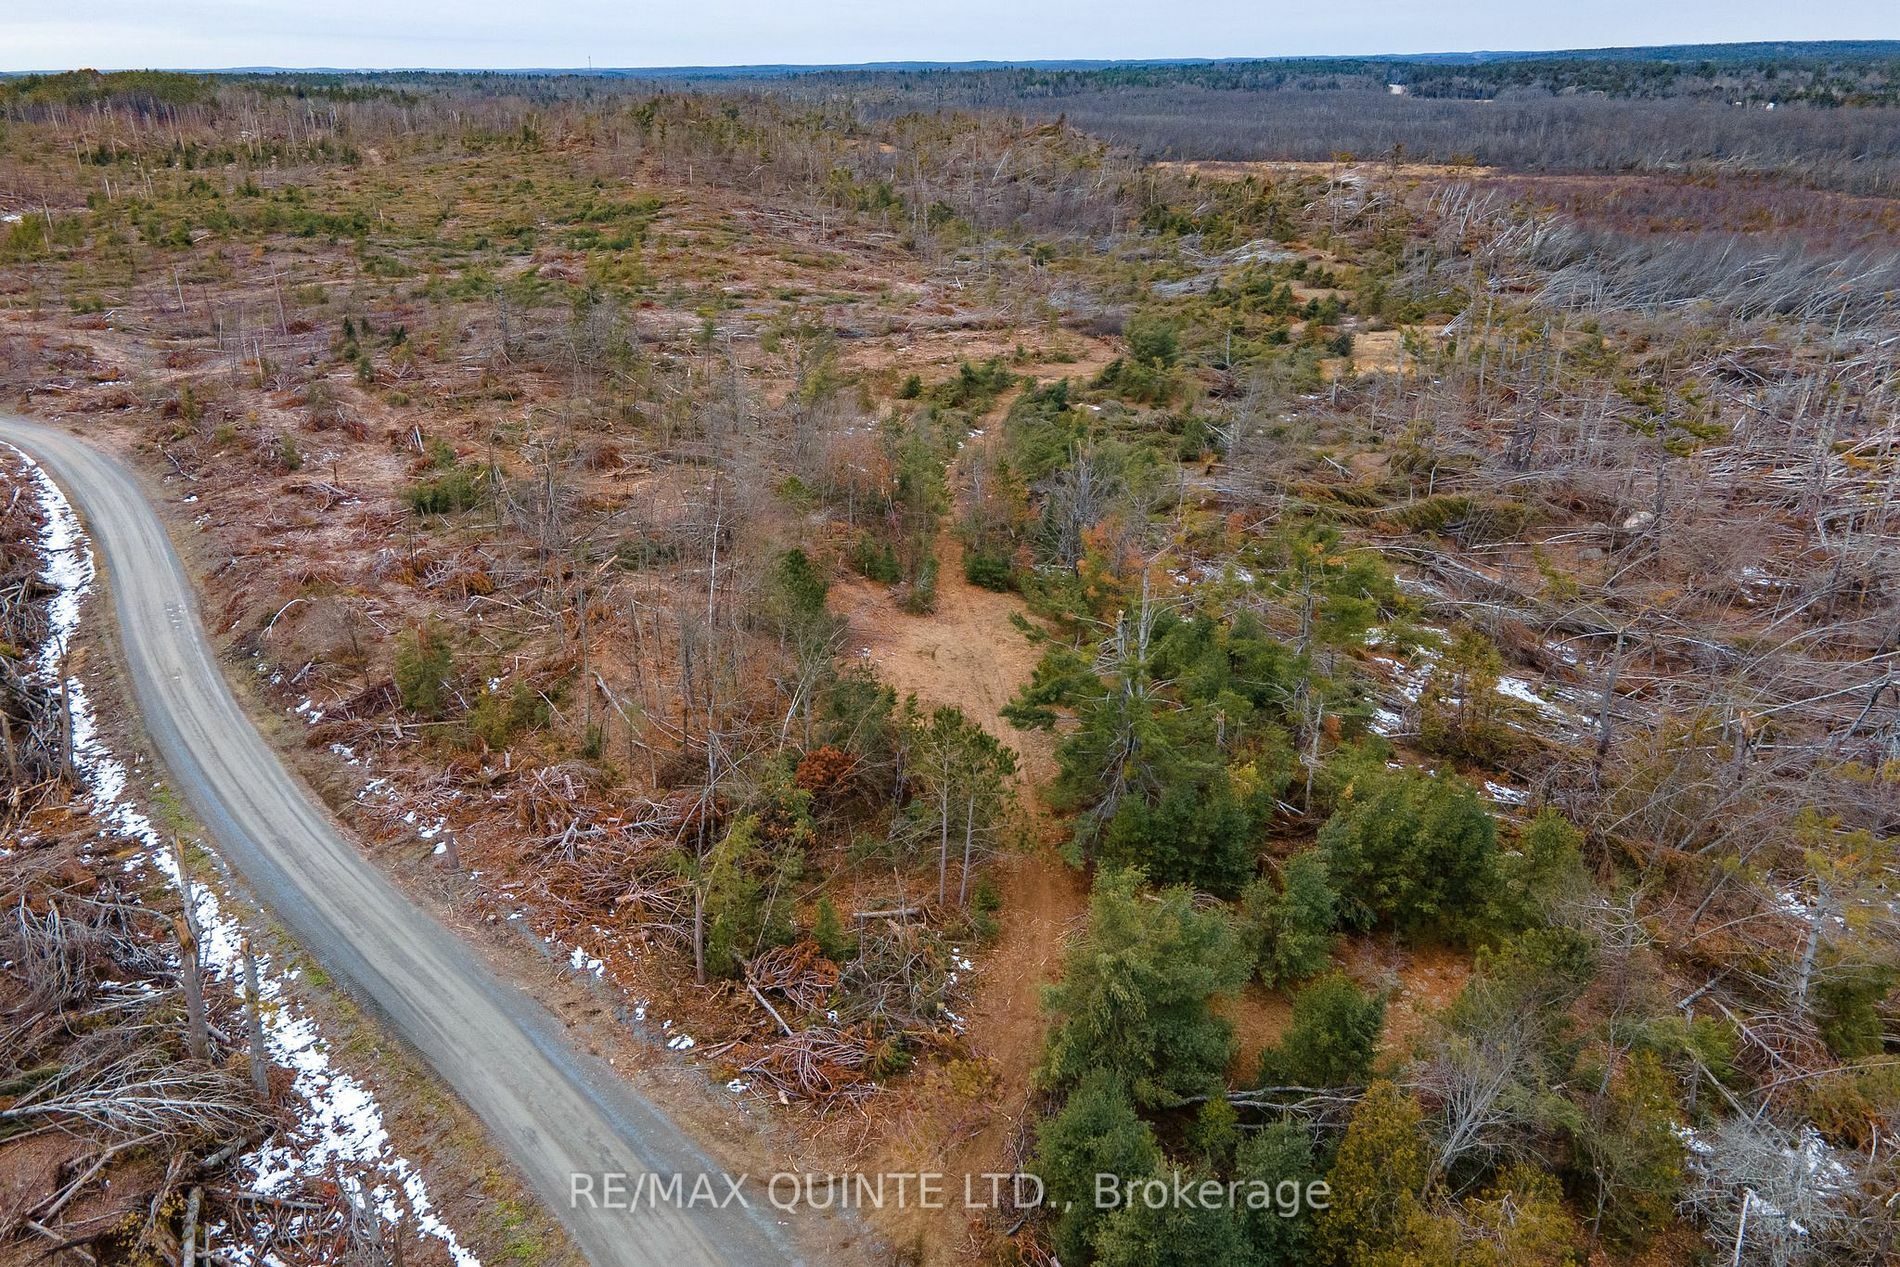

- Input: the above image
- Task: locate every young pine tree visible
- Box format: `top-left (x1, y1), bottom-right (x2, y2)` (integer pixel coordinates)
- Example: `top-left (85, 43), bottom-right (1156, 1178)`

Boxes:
top-left (1040, 869), bottom-right (1247, 1108)
top-left (1031, 1069), bottom-right (1162, 1265)
top-left (1240, 850), bottom-right (1338, 987)
top-left (1313, 1081), bottom-right (1455, 1267)
top-left (1256, 971), bottom-right (1385, 1089)
top-left (1318, 767), bottom-right (1498, 941)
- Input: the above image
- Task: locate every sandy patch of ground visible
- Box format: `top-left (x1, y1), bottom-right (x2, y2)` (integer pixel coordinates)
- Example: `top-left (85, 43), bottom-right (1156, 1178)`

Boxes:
top-left (1349, 328), bottom-right (1408, 375)
top-left (1218, 984), bottom-right (1296, 1084)
top-left (1342, 940), bottom-right (1473, 1056)
top-left (1157, 159), bottom-right (1498, 182)
top-left (833, 543), bottom-right (1052, 787)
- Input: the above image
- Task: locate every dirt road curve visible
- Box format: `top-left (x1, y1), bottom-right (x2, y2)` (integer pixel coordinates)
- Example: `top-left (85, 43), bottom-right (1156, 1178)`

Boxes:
top-left (1, 416), bottom-right (802, 1267)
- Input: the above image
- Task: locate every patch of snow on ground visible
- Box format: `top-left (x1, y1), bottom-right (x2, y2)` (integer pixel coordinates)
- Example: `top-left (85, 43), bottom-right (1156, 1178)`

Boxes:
top-left (8, 444), bottom-right (479, 1267)
top-left (1497, 674), bottom-right (1582, 725)
top-left (1369, 706), bottom-right (1407, 737)
top-left (1675, 1123), bottom-right (1716, 1157)
top-left (567, 943), bottom-right (606, 977)
top-left (1369, 653), bottom-right (1434, 707)
top-left (1543, 637), bottom-right (1583, 667)
top-left (1483, 780), bottom-right (1530, 806)
top-left (1772, 885), bottom-right (1847, 929)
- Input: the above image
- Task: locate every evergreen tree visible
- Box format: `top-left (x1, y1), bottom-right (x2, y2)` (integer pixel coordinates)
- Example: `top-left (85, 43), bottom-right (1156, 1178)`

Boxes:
top-left (904, 703), bottom-right (1018, 905)
top-left (1418, 628), bottom-right (1510, 762)
top-left (1041, 869), bottom-right (1247, 1107)
top-left (1257, 972), bottom-right (1384, 1088)
top-left (1101, 770), bottom-right (1255, 896)
top-left (1001, 641), bottom-right (1097, 731)
top-left (1092, 1188), bottom-right (1248, 1267)
top-left (1125, 313), bottom-right (1182, 368)
top-left (698, 813), bottom-right (804, 978)
top-left (1007, 587), bottom-right (1290, 892)
top-left (1571, 1051), bottom-right (1685, 1250)
top-left (1245, 520), bottom-right (1394, 656)
top-left (762, 546), bottom-right (831, 635)
top-left (1312, 1081), bottom-right (1436, 1267)
top-left (1241, 851), bottom-right (1338, 987)
top-left (1032, 1069), bottom-right (1162, 1264)
top-left (1235, 1122), bottom-right (1323, 1267)
top-left (393, 621), bottom-right (455, 717)
top-left (1459, 1166), bottom-right (1585, 1267)
top-left (1492, 808), bottom-right (1591, 931)
top-left (1318, 767), bottom-right (1498, 940)
top-left (808, 895), bottom-right (856, 962)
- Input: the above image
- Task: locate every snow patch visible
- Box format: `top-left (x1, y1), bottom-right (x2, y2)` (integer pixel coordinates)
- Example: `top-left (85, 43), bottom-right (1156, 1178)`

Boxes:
top-left (1483, 780), bottom-right (1530, 806)
top-left (1497, 674), bottom-right (1580, 724)
top-left (567, 943), bottom-right (606, 977)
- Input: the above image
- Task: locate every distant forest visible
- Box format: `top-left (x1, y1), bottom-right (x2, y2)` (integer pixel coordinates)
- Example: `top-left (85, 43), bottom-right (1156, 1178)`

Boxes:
top-left (754, 45), bottom-right (1900, 193)
top-left (795, 44), bottom-right (1900, 106)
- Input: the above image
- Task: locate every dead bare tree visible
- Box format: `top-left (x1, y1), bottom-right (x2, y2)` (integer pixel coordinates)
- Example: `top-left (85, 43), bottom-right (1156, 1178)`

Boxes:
top-left (172, 838), bottom-right (211, 1065)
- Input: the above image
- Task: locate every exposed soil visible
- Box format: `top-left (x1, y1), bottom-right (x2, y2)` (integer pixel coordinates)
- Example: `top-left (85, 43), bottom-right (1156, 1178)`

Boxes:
top-left (834, 545), bottom-right (1050, 786)
top-left (831, 493), bottom-right (1087, 1262)
top-left (1343, 939), bottom-right (1474, 1058)
top-left (1217, 986), bottom-right (1296, 1084)
top-left (1155, 158), bottom-right (1500, 182)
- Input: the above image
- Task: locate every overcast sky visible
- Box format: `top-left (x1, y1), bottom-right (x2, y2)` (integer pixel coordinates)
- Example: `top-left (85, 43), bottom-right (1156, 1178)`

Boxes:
top-left (9, 1), bottom-right (1900, 72)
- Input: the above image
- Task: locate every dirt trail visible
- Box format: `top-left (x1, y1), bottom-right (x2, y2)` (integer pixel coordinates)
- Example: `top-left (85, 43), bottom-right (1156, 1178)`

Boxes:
top-left (832, 502), bottom-right (1086, 1263)
top-left (833, 539), bottom-right (1052, 788)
